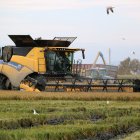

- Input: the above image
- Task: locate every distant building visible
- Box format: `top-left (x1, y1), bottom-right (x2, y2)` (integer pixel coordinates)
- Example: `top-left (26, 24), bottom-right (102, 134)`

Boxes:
top-left (72, 64), bottom-right (118, 78)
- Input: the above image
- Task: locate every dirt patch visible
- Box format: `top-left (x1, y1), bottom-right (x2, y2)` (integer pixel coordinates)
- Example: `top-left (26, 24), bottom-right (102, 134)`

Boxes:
top-left (46, 118), bottom-right (64, 125)
top-left (90, 114), bottom-right (106, 122)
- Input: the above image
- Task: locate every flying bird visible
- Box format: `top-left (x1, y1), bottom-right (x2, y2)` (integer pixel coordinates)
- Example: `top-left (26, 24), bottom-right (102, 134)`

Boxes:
top-left (132, 51), bottom-right (135, 55)
top-left (33, 109), bottom-right (39, 115)
top-left (122, 37), bottom-right (126, 40)
top-left (106, 6), bottom-right (114, 14)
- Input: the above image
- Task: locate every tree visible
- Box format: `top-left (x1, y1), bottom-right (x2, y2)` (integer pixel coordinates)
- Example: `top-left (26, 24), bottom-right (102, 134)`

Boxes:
top-left (118, 57), bottom-right (131, 75)
top-left (130, 59), bottom-right (140, 73)
top-left (118, 57), bottom-right (140, 75)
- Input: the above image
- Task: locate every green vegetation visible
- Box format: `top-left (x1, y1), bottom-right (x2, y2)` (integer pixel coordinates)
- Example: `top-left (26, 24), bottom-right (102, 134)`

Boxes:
top-left (0, 91), bottom-right (139, 139)
top-left (121, 131), bottom-right (140, 140)
top-left (117, 74), bottom-right (140, 79)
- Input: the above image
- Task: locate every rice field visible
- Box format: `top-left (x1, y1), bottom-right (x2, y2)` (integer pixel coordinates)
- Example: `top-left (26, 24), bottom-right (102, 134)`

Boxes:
top-left (0, 90), bottom-right (140, 101)
top-left (122, 130), bottom-right (140, 140)
top-left (0, 90), bottom-right (139, 140)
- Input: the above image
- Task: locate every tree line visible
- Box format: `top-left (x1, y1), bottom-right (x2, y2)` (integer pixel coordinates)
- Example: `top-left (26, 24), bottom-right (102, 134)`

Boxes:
top-left (118, 57), bottom-right (140, 75)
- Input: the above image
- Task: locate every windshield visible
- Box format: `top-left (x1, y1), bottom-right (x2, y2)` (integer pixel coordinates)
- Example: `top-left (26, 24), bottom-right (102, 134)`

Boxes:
top-left (86, 69), bottom-right (107, 78)
top-left (98, 69), bottom-right (107, 77)
top-left (45, 51), bottom-right (73, 74)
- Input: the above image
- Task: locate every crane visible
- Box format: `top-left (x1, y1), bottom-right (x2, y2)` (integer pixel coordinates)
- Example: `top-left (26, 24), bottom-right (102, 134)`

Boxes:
top-left (85, 51), bottom-right (113, 79)
top-left (92, 51), bottom-right (106, 68)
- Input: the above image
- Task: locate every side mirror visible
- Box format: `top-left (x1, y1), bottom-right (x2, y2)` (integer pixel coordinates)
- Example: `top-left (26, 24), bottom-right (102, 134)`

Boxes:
top-left (82, 50), bottom-right (85, 59)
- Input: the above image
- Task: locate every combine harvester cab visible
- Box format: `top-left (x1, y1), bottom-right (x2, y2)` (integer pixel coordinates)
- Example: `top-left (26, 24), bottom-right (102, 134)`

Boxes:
top-left (0, 35), bottom-right (85, 91)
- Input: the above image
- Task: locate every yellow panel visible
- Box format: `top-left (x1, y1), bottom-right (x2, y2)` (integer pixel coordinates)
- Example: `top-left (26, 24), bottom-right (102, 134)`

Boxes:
top-left (10, 47), bottom-right (46, 73)
top-left (26, 47), bottom-right (45, 59)
top-left (38, 59), bottom-right (45, 65)
top-left (1, 64), bottom-right (33, 87)
top-left (20, 83), bottom-right (40, 92)
top-left (0, 64), bottom-right (3, 73)
top-left (38, 65), bottom-right (46, 73)
top-left (11, 56), bottom-right (37, 71)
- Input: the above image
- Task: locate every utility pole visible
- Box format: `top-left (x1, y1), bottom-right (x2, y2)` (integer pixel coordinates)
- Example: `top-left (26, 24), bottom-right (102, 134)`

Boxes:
top-left (109, 48), bottom-right (111, 65)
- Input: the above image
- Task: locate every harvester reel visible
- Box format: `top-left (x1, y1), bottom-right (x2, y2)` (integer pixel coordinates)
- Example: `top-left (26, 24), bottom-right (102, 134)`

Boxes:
top-left (2, 46), bottom-right (13, 62)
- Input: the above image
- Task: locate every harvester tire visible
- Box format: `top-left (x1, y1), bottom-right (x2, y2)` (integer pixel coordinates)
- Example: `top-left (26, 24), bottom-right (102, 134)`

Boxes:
top-left (0, 74), bottom-right (11, 89)
top-left (36, 76), bottom-right (46, 91)
top-left (2, 46), bottom-right (13, 62)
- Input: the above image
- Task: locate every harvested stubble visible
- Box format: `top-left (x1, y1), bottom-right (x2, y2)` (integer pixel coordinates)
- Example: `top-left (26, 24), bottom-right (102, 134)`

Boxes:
top-left (0, 90), bottom-right (140, 101)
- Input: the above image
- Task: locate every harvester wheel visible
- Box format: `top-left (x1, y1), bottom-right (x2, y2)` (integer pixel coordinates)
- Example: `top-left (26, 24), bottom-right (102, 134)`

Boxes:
top-left (36, 84), bottom-right (45, 91)
top-left (27, 75), bottom-right (46, 91)
top-left (35, 76), bottom-right (46, 91)
top-left (2, 46), bottom-right (13, 62)
top-left (0, 74), bottom-right (11, 89)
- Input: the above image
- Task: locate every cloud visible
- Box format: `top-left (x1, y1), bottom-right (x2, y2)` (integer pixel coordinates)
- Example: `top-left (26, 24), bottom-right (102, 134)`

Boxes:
top-left (0, 0), bottom-right (140, 11)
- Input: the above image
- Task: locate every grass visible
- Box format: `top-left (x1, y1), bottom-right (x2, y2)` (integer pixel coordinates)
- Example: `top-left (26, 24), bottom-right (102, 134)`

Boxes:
top-left (0, 91), bottom-right (139, 139)
top-left (117, 74), bottom-right (140, 79)
top-left (121, 131), bottom-right (140, 140)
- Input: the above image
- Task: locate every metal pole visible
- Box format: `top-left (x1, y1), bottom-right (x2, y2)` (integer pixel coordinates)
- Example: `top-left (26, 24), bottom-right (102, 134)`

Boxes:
top-left (109, 48), bottom-right (111, 65)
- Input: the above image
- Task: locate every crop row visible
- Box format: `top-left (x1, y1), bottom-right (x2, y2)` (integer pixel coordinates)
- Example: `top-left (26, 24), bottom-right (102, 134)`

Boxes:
top-left (0, 99), bottom-right (139, 139)
top-left (0, 90), bottom-right (140, 101)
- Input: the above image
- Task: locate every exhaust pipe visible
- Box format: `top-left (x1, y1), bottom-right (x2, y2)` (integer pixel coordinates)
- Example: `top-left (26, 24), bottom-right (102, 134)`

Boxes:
top-left (82, 49), bottom-right (85, 59)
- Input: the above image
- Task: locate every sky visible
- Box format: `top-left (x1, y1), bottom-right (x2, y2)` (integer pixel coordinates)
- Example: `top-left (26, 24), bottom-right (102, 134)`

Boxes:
top-left (0, 0), bottom-right (140, 65)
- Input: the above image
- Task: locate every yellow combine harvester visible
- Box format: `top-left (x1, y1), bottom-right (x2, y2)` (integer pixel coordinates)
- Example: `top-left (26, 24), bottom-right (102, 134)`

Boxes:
top-left (0, 35), bottom-right (85, 91)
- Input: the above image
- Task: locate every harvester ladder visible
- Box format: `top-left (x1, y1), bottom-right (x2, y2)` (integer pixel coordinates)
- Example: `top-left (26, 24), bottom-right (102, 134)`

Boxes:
top-left (38, 58), bottom-right (46, 73)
